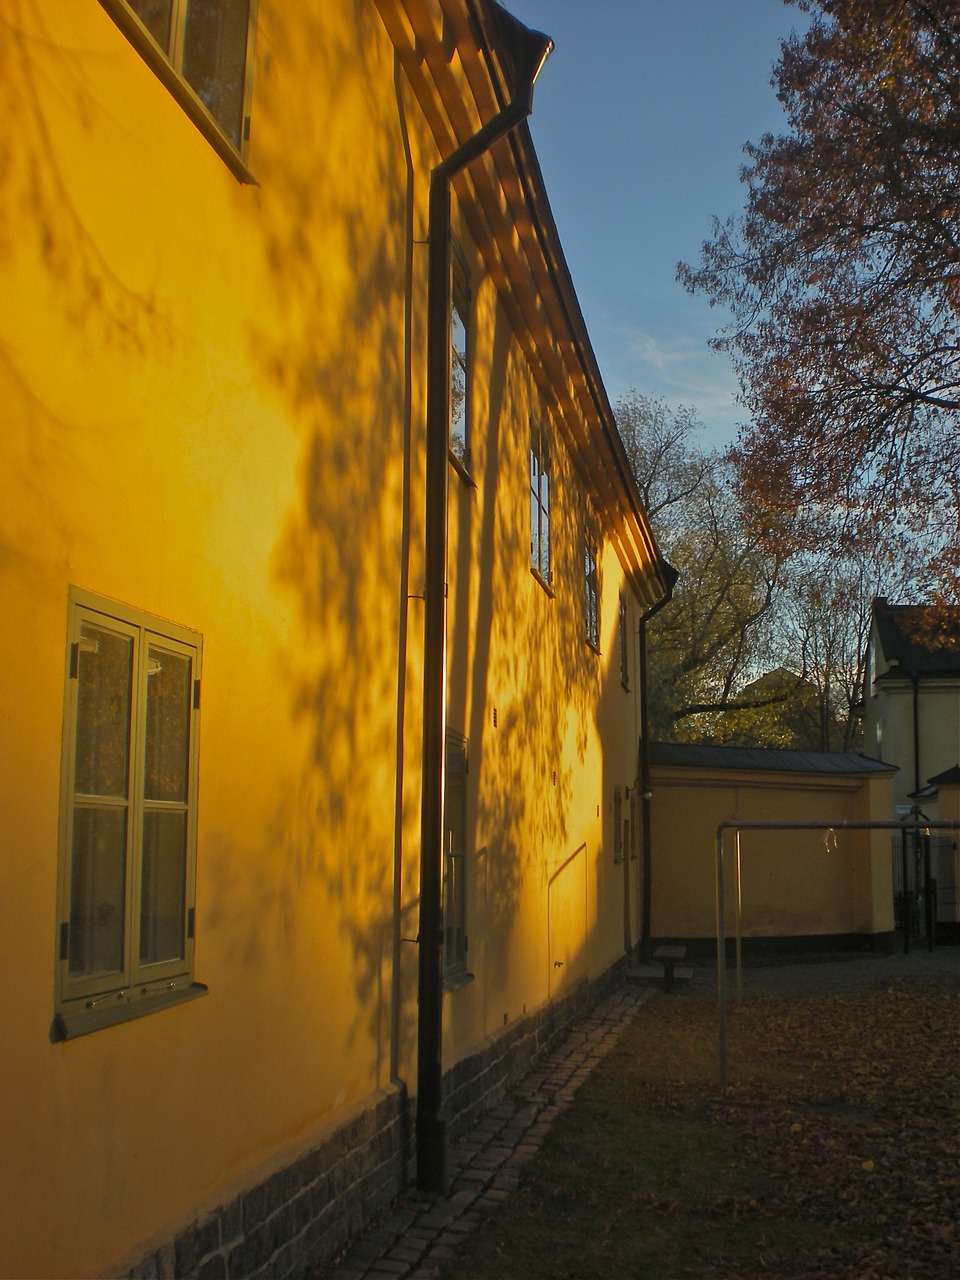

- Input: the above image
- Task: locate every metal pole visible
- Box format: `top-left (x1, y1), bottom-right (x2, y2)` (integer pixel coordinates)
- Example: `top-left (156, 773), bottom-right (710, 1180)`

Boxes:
top-left (637, 568), bottom-right (676, 963)
top-left (715, 828), bottom-right (728, 1090)
top-left (902, 832), bottom-right (911, 954)
top-left (742, 829), bottom-right (747, 1008)
top-left (923, 827), bottom-right (934, 951)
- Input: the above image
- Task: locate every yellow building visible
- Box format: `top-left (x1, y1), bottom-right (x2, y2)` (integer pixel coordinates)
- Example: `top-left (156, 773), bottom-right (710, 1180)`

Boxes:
top-left (862, 598), bottom-right (960, 813)
top-left (862, 599), bottom-right (960, 938)
top-left (0, 2), bottom-right (670, 1276)
top-left (649, 745), bottom-right (897, 954)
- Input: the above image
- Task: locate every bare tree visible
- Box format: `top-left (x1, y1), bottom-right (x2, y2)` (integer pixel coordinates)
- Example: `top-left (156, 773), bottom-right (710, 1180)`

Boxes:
top-left (617, 391), bottom-right (782, 740)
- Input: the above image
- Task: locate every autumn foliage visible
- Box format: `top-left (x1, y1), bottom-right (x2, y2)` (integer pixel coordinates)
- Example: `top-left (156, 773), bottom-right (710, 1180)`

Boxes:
top-left (679, 0), bottom-right (960, 601)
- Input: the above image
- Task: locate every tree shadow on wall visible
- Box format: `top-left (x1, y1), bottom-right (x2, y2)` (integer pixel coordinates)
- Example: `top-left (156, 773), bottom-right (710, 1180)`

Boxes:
top-left (0, 4), bottom-right (174, 583)
top-left (0, 3), bottom-right (170, 354)
top-left (446, 284), bottom-right (603, 1010)
top-left (232, 0), bottom-right (421, 1078)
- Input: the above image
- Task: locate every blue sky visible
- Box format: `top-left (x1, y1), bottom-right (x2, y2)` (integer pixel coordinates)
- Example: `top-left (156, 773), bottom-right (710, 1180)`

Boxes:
top-left (505, 1), bottom-right (809, 448)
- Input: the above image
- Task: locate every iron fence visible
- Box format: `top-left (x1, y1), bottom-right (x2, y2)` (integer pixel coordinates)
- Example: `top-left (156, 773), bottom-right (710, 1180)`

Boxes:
top-left (892, 830), bottom-right (958, 942)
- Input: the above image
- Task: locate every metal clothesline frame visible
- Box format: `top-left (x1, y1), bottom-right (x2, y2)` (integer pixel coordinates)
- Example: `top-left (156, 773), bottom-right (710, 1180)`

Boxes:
top-left (714, 818), bottom-right (960, 1090)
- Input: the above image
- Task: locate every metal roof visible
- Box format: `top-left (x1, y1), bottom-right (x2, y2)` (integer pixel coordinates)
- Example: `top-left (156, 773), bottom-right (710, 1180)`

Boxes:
top-left (873, 599), bottom-right (960, 677)
top-left (648, 743), bottom-right (897, 775)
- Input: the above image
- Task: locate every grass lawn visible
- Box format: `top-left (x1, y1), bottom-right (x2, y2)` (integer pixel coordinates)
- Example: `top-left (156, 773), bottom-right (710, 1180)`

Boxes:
top-left (442, 975), bottom-right (959, 1280)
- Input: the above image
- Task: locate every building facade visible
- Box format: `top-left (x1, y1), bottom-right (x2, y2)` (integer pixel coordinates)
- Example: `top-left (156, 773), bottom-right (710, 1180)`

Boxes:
top-left (862, 598), bottom-right (960, 813)
top-left (648, 745), bottom-right (897, 955)
top-left (0, 2), bottom-right (670, 1276)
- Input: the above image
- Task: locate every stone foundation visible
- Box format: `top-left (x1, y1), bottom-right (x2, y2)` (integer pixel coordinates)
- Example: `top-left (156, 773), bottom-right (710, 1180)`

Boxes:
top-left (126, 959), bottom-right (627, 1280)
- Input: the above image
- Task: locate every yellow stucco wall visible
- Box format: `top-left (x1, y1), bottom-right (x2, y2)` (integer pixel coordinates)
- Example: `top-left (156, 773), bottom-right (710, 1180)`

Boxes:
top-left (863, 678), bottom-right (960, 811)
top-left (649, 767), bottom-right (895, 944)
top-left (0, 4), bottom-right (651, 1275)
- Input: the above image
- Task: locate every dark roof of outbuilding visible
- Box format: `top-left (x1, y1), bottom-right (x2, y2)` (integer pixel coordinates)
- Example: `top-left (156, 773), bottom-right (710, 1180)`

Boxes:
top-left (873, 598), bottom-right (960, 677)
top-left (928, 764), bottom-right (960, 786)
top-left (648, 742), bottom-right (896, 775)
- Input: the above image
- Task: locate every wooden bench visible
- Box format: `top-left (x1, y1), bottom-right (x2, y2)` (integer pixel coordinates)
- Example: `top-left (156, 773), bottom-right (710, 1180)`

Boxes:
top-left (653, 945), bottom-right (687, 993)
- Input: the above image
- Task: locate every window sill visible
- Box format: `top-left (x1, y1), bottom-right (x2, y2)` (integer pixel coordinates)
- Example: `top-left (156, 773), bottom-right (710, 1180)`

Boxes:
top-left (443, 970), bottom-right (475, 993)
top-left (449, 450), bottom-right (478, 489)
top-left (530, 567), bottom-right (555, 598)
top-left (585, 638), bottom-right (602, 656)
top-left (98, 1), bottom-right (257, 185)
top-left (52, 980), bottom-right (208, 1042)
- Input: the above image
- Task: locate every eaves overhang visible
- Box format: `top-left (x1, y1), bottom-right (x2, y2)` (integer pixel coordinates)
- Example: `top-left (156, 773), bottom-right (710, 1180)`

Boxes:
top-left (375, 0), bottom-right (672, 611)
top-left (872, 599), bottom-right (960, 676)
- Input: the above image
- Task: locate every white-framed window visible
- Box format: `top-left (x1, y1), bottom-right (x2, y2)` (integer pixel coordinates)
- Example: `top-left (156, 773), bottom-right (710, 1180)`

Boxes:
top-left (99, 0), bottom-right (258, 175)
top-left (584, 527), bottom-right (600, 649)
top-left (450, 244), bottom-right (471, 471)
top-left (443, 731), bottom-right (469, 982)
top-left (530, 417), bottom-right (551, 583)
top-left (55, 588), bottom-right (204, 1038)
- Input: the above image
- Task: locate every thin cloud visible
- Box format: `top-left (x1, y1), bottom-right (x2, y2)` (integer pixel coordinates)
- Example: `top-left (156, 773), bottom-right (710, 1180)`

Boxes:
top-left (600, 327), bottom-right (746, 449)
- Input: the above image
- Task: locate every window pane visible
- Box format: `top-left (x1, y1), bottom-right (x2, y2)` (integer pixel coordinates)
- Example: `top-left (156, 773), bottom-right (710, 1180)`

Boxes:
top-left (69, 807), bottom-right (127, 977)
top-left (182, 0), bottom-right (251, 148)
top-left (540, 512), bottom-right (551, 579)
top-left (540, 473), bottom-right (550, 578)
top-left (140, 810), bottom-right (187, 965)
top-left (530, 486), bottom-right (539, 567)
top-left (450, 302), bottom-right (467, 464)
top-left (75, 624), bottom-right (133, 798)
top-left (529, 434), bottom-right (551, 579)
top-left (128, 0), bottom-right (174, 50)
top-left (619, 596), bottom-right (629, 683)
top-left (444, 852), bottom-right (466, 971)
top-left (144, 646), bottom-right (191, 802)
top-left (585, 541), bottom-right (599, 644)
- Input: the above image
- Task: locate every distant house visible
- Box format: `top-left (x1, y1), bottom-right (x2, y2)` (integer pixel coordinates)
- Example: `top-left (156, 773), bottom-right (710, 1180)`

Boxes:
top-left (861, 599), bottom-right (960, 940)
top-left (0, 3), bottom-right (671, 1277)
top-left (862, 598), bottom-right (960, 813)
top-left (729, 666), bottom-right (847, 752)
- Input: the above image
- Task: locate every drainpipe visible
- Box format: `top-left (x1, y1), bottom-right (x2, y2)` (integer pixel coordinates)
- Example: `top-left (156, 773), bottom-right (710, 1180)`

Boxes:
top-left (907, 669), bottom-right (920, 954)
top-left (390, 55), bottom-right (415, 1088)
top-left (637, 565), bottom-right (678, 964)
top-left (416, 7), bottom-right (552, 1195)
top-left (910, 669), bottom-right (921, 796)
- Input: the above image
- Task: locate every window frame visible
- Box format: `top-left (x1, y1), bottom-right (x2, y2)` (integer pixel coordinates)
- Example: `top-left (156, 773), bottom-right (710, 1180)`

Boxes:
top-left (449, 241), bottom-right (473, 478)
top-left (54, 587), bottom-right (205, 1040)
top-left (619, 593), bottom-right (630, 688)
top-left (98, 0), bottom-right (259, 182)
top-left (529, 416), bottom-right (552, 589)
top-left (584, 526), bottom-right (600, 650)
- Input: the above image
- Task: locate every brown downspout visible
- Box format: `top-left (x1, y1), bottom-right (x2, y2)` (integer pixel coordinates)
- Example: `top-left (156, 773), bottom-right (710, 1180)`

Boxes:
top-left (416, 8), bottom-right (552, 1196)
top-left (638, 564), bottom-right (678, 963)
